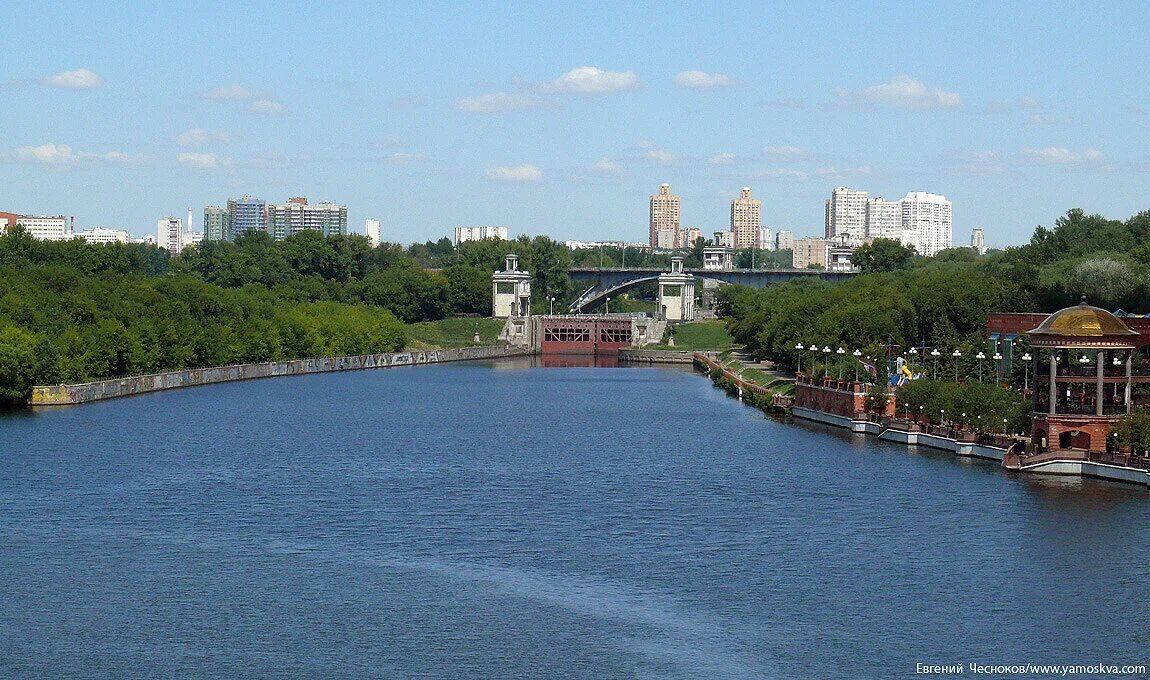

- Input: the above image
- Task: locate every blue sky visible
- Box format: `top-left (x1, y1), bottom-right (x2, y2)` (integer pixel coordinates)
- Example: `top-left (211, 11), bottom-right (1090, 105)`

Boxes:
top-left (3, 1), bottom-right (1149, 247)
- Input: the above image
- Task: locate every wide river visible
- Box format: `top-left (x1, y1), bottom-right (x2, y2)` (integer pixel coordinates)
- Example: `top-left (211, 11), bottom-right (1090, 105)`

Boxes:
top-left (2, 360), bottom-right (1148, 679)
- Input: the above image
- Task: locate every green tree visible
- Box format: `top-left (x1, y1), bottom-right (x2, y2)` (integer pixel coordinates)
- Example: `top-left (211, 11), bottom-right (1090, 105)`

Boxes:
top-left (852, 238), bottom-right (916, 274)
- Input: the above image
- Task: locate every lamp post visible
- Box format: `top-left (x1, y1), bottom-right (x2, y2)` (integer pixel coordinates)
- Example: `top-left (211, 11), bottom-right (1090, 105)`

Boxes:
top-left (605, 296), bottom-right (610, 314)
top-left (940, 408), bottom-right (945, 426)
top-left (1021, 352), bottom-right (1032, 392)
top-left (550, 296), bottom-right (555, 315)
top-left (795, 343), bottom-right (804, 374)
top-left (931, 348), bottom-right (941, 381)
top-left (1003, 417), bottom-right (1009, 436)
top-left (952, 349), bottom-right (962, 382)
top-left (853, 349), bottom-right (862, 382)
top-left (993, 352), bottom-right (1003, 385)
top-left (823, 346), bottom-right (831, 378)
top-left (909, 346), bottom-right (918, 375)
top-left (1114, 355), bottom-right (1123, 399)
top-left (836, 347), bottom-right (845, 380)
top-left (975, 351), bottom-right (986, 383)
top-left (903, 402), bottom-right (910, 420)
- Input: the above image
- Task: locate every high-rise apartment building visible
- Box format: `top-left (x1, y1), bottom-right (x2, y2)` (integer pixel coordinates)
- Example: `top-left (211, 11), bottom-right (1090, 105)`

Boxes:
top-left (267, 197), bottom-right (348, 240)
top-left (156, 217), bottom-right (183, 254)
top-left (686, 227), bottom-right (702, 246)
top-left (5, 214), bottom-right (70, 240)
top-left (365, 219), bottom-right (381, 246)
top-left (828, 187), bottom-right (869, 243)
top-left (203, 206), bottom-right (229, 242)
top-left (649, 183), bottom-right (681, 248)
top-left (775, 230), bottom-right (795, 251)
top-left (227, 196), bottom-right (267, 240)
top-left (455, 226), bottom-right (508, 245)
top-left (792, 238), bottom-right (830, 269)
top-left (971, 228), bottom-right (986, 255)
top-left (731, 187), bottom-right (762, 250)
top-left (759, 226), bottom-right (775, 251)
top-left (901, 192), bottom-right (952, 256)
top-left (865, 197), bottom-right (903, 241)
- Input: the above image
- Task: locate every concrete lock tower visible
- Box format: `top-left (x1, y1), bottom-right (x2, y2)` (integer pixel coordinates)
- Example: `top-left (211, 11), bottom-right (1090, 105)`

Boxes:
top-left (492, 254), bottom-right (532, 318)
top-left (657, 256), bottom-right (695, 322)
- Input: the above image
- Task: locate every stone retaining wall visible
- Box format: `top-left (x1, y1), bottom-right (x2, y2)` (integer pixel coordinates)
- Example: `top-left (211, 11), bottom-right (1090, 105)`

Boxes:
top-left (618, 349), bottom-right (699, 364)
top-left (30, 345), bottom-right (532, 406)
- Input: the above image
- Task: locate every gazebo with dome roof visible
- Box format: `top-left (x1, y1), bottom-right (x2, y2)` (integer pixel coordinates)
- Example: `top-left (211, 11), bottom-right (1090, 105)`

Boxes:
top-left (1026, 297), bottom-right (1140, 453)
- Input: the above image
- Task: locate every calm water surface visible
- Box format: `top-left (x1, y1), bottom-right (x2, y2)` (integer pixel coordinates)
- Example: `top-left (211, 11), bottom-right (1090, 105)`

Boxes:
top-left (1, 360), bottom-right (1148, 679)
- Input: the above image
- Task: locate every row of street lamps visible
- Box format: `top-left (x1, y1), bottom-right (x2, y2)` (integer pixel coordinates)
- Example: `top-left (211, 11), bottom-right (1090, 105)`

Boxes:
top-left (794, 343), bottom-right (1048, 386)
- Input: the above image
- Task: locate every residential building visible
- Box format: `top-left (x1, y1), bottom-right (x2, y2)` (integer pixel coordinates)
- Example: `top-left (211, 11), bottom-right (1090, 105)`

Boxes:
top-left (365, 219), bottom-right (381, 246)
top-left (759, 226), bottom-right (775, 251)
top-left (455, 225), bottom-right (508, 245)
top-left (828, 187), bottom-right (868, 243)
top-left (686, 227), bottom-right (702, 246)
top-left (971, 227), bottom-right (986, 255)
top-left (267, 197), bottom-right (348, 240)
top-left (713, 230), bottom-right (735, 248)
top-left (9, 215), bottom-right (70, 240)
top-left (654, 228), bottom-right (677, 249)
top-left (203, 206), bottom-right (229, 242)
top-left (74, 227), bottom-right (130, 244)
top-left (649, 183), bottom-right (680, 248)
top-left (731, 187), bottom-right (762, 250)
top-left (0, 211), bottom-right (19, 232)
top-left (901, 191), bottom-right (952, 256)
top-left (792, 237), bottom-right (830, 269)
top-left (157, 217), bottom-right (183, 253)
top-left (227, 196), bottom-right (267, 240)
top-left (703, 245), bottom-right (734, 271)
top-left (865, 197), bottom-right (903, 241)
top-left (775, 230), bottom-right (795, 251)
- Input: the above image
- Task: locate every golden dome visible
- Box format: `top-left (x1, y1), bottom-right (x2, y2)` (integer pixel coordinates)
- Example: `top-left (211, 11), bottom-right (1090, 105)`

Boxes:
top-left (1028, 299), bottom-right (1138, 337)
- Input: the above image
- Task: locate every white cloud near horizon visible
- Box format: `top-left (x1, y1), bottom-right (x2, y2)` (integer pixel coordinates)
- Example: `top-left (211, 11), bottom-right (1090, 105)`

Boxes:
top-left (246, 99), bottom-right (285, 115)
top-left (753, 168), bottom-right (809, 180)
top-left (764, 145), bottom-right (805, 157)
top-left (385, 152), bottom-right (428, 163)
top-left (202, 84), bottom-right (253, 100)
top-left (44, 68), bottom-right (102, 89)
top-left (455, 91), bottom-right (544, 112)
top-left (177, 128), bottom-right (229, 147)
top-left (12, 143), bottom-right (140, 165)
top-left (643, 147), bottom-right (675, 164)
top-left (1019, 147), bottom-right (1102, 164)
top-left (592, 158), bottom-right (623, 175)
top-left (836, 75), bottom-right (962, 109)
top-left (707, 152), bottom-right (737, 165)
top-left (542, 66), bottom-right (639, 94)
top-left (486, 164), bottom-right (542, 182)
top-left (675, 70), bottom-right (735, 89)
top-left (177, 152), bottom-right (220, 169)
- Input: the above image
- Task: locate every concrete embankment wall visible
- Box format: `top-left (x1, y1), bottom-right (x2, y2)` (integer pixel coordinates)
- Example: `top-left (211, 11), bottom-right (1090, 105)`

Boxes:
top-left (618, 349), bottom-right (699, 364)
top-left (31, 345), bottom-right (532, 406)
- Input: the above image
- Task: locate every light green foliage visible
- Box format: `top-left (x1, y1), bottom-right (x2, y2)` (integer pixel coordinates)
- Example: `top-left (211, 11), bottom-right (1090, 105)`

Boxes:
top-left (852, 238), bottom-right (917, 274)
top-left (1112, 410), bottom-right (1150, 455)
top-left (406, 318), bottom-right (505, 349)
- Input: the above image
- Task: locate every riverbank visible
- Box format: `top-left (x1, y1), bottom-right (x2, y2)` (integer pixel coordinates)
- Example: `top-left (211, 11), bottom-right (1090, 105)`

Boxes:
top-left (30, 345), bottom-right (532, 406)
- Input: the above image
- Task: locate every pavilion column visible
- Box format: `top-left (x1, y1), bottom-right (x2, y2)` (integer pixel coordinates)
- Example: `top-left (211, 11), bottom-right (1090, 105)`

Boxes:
top-left (1048, 351), bottom-right (1058, 415)
top-left (1095, 350), bottom-right (1105, 416)
top-left (1126, 352), bottom-right (1133, 414)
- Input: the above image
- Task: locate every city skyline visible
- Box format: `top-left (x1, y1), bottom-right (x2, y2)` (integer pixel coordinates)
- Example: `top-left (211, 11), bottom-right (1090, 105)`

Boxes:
top-left (2, 2), bottom-right (1149, 247)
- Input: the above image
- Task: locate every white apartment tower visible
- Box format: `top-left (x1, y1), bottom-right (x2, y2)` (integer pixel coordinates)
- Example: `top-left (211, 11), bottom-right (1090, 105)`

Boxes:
top-left (649, 183), bottom-right (681, 248)
top-left (971, 228), bottom-right (986, 255)
top-left (156, 217), bottom-right (183, 254)
top-left (828, 187), bottom-right (869, 243)
top-left (365, 219), bottom-right (381, 246)
top-left (865, 197), bottom-right (903, 241)
top-left (731, 187), bottom-right (762, 250)
top-left (901, 192), bottom-right (953, 256)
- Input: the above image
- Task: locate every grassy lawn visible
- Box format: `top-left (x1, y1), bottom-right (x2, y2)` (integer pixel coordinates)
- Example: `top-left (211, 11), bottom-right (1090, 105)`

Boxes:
top-left (650, 320), bottom-right (733, 351)
top-left (406, 317), bottom-right (505, 349)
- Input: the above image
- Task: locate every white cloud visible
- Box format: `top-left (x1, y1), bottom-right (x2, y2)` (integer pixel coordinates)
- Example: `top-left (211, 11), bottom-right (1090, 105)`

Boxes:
top-left (390, 95), bottom-right (426, 109)
top-left (815, 165), bottom-right (873, 178)
top-left (177, 128), bottom-right (229, 147)
top-left (202, 84), bottom-right (253, 100)
top-left (542, 66), bottom-right (639, 94)
top-left (753, 168), bottom-right (809, 180)
top-left (707, 152), bottom-right (737, 165)
top-left (455, 91), bottom-right (544, 112)
top-left (485, 164), bottom-right (542, 182)
top-left (837, 75), bottom-right (962, 109)
top-left (643, 147), bottom-right (675, 164)
top-left (675, 70), bottom-right (735, 89)
top-left (385, 152), bottom-right (428, 163)
top-left (764, 145), bottom-right (805, 157)
top-left (1019, 147), bottom-right (1102, 164)
top-left (1020, 95), bottom-right (1040, 109)
top-left (16, 143), bottom-right (81, 164)
top-left (1027, 113), bottom-right (1072, 125)
top-left (246, 99), bottom-right (285, 115)
top-left (592, 157), bottom-right (622, 175)
top-left (44, 68), bottom-right (102, 89)
top-left (177, 152), bottom-right (220, 169)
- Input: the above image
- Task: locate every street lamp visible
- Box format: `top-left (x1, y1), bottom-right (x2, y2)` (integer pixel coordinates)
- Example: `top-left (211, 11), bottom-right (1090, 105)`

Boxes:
top-left (1003, 417), bottom-right (1009, 436)
top-left (795, 343), bottom-right (805, 374)
top-left (550, 296), bottom-right (556, 315)
top-left (605, 296), bottom-right (611, 314)
top-left (931, 348), bottom-right (941, 380)
top-left (1021, 352), bottom-right (1033, 392)
top-left (993, 352), bottom-right (1003, 385)
top-left (940, 408), bottom-right (945, 426)
top-left (1114, 354), bottom-right (1123, 399)
top-left (903, 402), bottom-right (910, 419)
top-left (853, 349), bottom-right (862, 382)
top-left (952, 349), bottom-right (962, 382)
top-left (975, 351), bottom-right (986, 383)
top-left (823, 346), bottom-right (831, 378)
top-left (836, 347), bottom-right (845, 380)
top-left (909, 346), bottom-right (918, 374)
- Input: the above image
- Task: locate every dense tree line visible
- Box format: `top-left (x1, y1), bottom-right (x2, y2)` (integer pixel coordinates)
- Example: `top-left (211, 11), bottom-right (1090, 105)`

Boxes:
top-left (719, 208), bottom-right (1150, 373)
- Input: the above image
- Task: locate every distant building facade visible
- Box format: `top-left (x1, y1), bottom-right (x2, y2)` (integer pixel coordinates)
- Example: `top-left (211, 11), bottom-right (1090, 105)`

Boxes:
top-left (4, 214), bottom-right (70, 240)
top-left (156, 217), bottom-right (183, 253)
top-left (828, 187), bottom-right (868, 243)
top-left (203, 206), bottom-right (229, 242)
top-left (792, 237), bottom-right (830, 269)
top-left (365, 219), bottom-right (381, 246)
top-left (971, 227), bottom-right (986, 254)
top-left (455, 225), bottom-right (508, 245)
top-left (74, 227), bottom-right (130, 244)
top-left (775, 230), bottom-right (794, 251)
top-left (268, 197), bottom-right (348, 240)
top-left (731, 187), bottom-right (762, 250)
top-left (227, 196), bottom-right (267, 240)
top-left (865, 197), bottom-right (903, 241)
top-left (649, 183), bottom-right (681, 248)
top-left (759, 226), bottom-right (775, 251)
top-left (901, 191), bottom-right (952, 256)
top-left (686, 227), bottom-right (702, 246)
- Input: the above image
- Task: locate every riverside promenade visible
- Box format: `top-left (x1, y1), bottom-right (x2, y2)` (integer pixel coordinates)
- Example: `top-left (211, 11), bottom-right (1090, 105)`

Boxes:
top-left (30, 345), bottom-right (533, 406)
